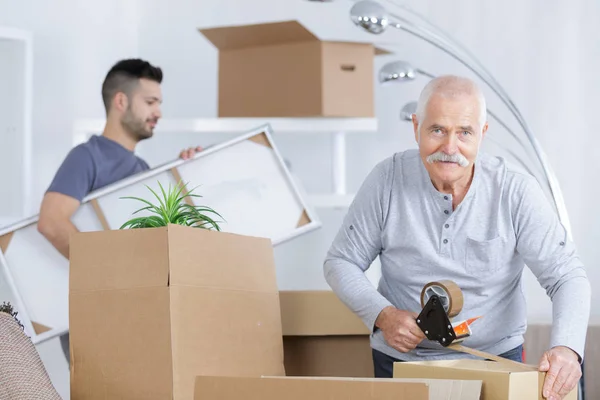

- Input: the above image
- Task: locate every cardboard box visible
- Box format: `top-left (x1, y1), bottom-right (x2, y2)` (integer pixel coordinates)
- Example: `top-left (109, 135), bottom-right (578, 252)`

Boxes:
top-left (279, 291), bottom-right (373, 377)
top-left (394, 359), bottom-right (578, 400)
top-left (194, 375), bottom-right (483, 400)
top-left (69, 224), bottom-right (285, 400)
top-left (198, 20), bottom-right (387, 118)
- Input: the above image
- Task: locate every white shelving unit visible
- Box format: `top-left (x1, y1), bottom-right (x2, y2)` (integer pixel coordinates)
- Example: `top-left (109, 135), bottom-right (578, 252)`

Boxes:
top-left (0, 27), bottom-right (33, 220)
top-left (73, 117), bottom-right (378, 209)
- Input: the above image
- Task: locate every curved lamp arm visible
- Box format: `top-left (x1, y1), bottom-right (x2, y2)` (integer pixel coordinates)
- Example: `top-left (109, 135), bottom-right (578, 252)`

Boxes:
top-left (350, 0), bottom-right (572, 239)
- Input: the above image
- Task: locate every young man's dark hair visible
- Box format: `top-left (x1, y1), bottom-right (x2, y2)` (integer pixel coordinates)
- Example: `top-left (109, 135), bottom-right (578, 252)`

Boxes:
top-left (101, 58), bottom-right (163, 114)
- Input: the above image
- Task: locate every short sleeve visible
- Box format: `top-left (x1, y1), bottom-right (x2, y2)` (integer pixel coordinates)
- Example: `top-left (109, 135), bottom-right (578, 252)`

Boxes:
top-left (46, 145), bottom-right (96, 202)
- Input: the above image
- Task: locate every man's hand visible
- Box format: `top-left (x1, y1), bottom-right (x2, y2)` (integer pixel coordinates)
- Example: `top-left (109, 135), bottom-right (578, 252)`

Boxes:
top-left (179, 145), bottom-right (203, 160)
top-left (375, 306), bottom-right (426, 353)
top-left (539, 346), bottom-right (581, 400)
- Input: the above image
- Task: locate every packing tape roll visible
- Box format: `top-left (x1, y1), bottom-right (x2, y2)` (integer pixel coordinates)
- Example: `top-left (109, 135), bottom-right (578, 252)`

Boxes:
top-left (420, 280), bottom-right (464, 318)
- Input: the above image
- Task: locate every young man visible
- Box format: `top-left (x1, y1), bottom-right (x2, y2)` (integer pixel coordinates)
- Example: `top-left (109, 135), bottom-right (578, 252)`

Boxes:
top-left (37, 58), bottom-right (201, 364)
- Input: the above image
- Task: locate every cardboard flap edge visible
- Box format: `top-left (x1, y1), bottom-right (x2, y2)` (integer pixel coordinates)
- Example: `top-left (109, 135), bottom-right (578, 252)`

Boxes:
top-left (280, 291), bottom-right (370, 336)
top-left (198, 20), bottom-right (319, 50)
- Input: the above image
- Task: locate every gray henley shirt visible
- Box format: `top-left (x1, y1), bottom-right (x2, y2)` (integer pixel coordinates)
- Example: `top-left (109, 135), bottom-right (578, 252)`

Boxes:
top-left (324, 149), bottom-right (590, 361)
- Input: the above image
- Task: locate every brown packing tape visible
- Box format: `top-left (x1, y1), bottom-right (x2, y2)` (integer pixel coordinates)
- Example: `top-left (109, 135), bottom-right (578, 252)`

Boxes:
top-left (170, 167), bottom-right (195, 206)
top-left (90, 199), bottom-right (110, 230)
top-left (447, 343), bottom-right (532, 369)
top-left (420, 280), bottom-right (464, 318)
top-left (0, 231), bottom-right (14, 253)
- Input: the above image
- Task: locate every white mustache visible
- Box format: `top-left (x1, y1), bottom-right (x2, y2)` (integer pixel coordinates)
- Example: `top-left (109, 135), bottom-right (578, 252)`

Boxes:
top-left (426, 152), bottom-right (469, 167)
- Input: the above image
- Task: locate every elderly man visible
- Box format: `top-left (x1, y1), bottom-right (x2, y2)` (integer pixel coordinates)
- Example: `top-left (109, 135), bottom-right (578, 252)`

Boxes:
top-left (324, 75), bottom-right (590, 400)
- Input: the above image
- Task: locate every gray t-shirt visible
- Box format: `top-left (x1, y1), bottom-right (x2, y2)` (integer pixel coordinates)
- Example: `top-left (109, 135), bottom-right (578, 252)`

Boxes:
top-left (46, 135), bottom-right (150, 202)
top-left (324, 149), bottom-right (590, 361)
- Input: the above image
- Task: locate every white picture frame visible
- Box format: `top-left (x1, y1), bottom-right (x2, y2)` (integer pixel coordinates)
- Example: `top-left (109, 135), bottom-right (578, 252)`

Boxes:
top-left (0, 124), bottom-right (321, 344)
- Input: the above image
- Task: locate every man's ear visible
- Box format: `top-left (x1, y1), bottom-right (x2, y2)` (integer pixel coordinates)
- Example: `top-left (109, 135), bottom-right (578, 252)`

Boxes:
top-left (412, 114), bottom-right (420, 143)
top-left (481, 121), bottom-right (489, 139)
top-left (113, 92), bottom-right (129, 113)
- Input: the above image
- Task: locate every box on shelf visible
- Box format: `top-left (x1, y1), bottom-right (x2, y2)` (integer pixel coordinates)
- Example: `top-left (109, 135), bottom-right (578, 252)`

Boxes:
top-left (198, 20), bottom-right (389, 118)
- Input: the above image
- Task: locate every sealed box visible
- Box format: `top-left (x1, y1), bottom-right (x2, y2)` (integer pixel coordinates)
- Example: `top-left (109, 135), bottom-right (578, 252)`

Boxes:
top-left (394, 359), bottom-right (578, 400)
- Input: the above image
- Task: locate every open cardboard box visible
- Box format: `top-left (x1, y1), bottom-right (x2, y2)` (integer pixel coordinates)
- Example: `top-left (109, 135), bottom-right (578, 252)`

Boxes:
top-left (394, 359), bottom-right (578, 400)
top-left (194, 375), bottom-right (482, 400)
top-left (69, 225), bottom-right (286, 399)
top-left (198, 20), bottom-right (389, 117)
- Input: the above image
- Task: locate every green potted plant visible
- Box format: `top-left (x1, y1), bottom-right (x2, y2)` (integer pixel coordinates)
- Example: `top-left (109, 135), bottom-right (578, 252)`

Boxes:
top-left (119, 181), bottom-right (224, 230)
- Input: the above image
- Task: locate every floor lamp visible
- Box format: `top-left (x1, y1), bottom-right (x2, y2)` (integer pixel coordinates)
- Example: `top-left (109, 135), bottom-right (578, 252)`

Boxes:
top-left (309, 0), bottom-right (584, 398)
top-left (348, 0), bottom-right (572, 241)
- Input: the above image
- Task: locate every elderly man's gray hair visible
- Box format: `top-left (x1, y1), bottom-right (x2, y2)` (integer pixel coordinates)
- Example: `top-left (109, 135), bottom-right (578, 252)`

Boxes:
top-left (415, 75), bottom-right (487, 132)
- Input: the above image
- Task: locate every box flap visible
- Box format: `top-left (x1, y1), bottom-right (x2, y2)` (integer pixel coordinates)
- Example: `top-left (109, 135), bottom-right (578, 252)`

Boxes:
top-left (199, 20), bottom-right (319, 50)
top-left (198, 19), bottom-right (390, 55)
top-left (70, 227), bottom-right (169, 293)
top-left (279, 291), bottom-right (369, 336)
top-left (195, 375), bottom-right (482, 400)
top-left (194, 376), bottom-right (430, 399)
top-left (166, 224), bottom-right (277, 293)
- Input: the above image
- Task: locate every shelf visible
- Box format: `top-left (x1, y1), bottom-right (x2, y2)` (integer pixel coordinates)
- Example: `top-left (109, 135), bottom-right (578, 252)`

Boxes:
top-left (72, 117), bottom-right (375, 209)
top-left (73, 117), bottom-right (378, 142)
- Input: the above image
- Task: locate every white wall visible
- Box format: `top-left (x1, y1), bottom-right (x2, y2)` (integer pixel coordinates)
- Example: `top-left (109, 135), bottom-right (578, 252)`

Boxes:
top-left (0, 0), bottom-right (140, 216)
top-left (0, 38), bottom-right (25, 224)
top-left (1, 0), bottom-right (599, 397)
top-left (0, 1), bottom-right (140, 398)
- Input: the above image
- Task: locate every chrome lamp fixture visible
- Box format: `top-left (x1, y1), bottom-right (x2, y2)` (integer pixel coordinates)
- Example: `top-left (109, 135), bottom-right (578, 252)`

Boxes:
top-left (347, 0), bottom-right (572, 239)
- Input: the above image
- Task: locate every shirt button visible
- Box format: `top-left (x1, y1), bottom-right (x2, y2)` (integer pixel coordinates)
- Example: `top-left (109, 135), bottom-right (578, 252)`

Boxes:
top-left (443, 239), bottom-right (448, 244)
top-left (444, 196), bottom-right (448, 200)
top-left (445, 224), bottom-right (449, 228)
top-left (560, 241), bottom-right (565, 246)
top-left (444, 210), bottom-right (449, 215)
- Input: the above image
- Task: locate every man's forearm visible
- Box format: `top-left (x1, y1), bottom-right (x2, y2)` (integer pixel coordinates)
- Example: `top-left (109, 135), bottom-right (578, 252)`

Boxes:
top-left (548, 270), bottom-right (591, 360)
top-left (38, 219), bottom-right (79, 260)
top-left (324, 258), bottom-right (393, 332)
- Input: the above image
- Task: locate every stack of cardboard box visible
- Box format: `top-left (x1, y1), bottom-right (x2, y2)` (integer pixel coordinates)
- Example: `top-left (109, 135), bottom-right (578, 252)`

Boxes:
top-left (68, 223), bottom-right (577, 399)
top-left (68, 224), bottom-right (482, 399)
